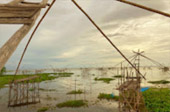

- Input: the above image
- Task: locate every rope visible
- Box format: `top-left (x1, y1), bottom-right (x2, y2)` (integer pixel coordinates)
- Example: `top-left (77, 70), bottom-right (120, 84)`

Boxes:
top-left (114, 55), bottom-right (136, 67)
top-left (71, 0), bottom-right (145, 80)
top-left (140, 54), bottom-right (164, 68)
top-left (13, 0), bottom-right (56, 82)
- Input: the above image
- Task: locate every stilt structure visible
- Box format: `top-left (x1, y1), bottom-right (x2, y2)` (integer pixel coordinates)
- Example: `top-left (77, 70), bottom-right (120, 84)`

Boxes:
top-left (81, 68), bottom-right (91, 78)
top-left (0, 0), bottom-right (48, 71)
top-left (117, 50), bottom-right (147, 112)
top-left (96, 67), bottom-right (108, 76)
top-left (0, 0), bottom-right (49, 107)
top-left (8, 76), bottom-right (40, 107)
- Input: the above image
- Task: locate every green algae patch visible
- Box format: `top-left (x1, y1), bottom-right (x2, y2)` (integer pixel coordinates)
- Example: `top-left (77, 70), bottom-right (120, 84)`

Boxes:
top-left (94, 77), bottom-right (114, 84)
top-left (56, 100), bottom-right (87, 108)
top-left (113, 75), bottom-right (123, 78)
top-left (37, 107), bottom-right (49, 112)
top-left (53, 73), bottom-right (74, 77)
top-left (67, 89), bottom-right (83, 94)
top-left (98, 93), bottom-right (119, 101)
top-left (148, 80), bottom-right (170, 84)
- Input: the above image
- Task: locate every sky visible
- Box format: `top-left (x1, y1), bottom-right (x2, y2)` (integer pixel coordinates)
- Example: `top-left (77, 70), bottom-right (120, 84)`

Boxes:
top-left (0, 0), bottom-right (170, 70)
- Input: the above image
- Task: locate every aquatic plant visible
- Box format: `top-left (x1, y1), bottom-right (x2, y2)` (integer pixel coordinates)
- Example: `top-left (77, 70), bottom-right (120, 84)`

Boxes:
top-left (94, 77), bottom-right (114, 84)
top-left (162, 67), bottom-right (169, 72)
top-left (98, 93), bottom-right (119, 101)
top-left (113, 75), bottom-right (123, 78)
top-left (143, 88), bottom-right (170, 112)
top-left (148, 80), bottom-right (170, 84)
top-left (54, 72), bottom-right (73, 77)
top-left (0, 75), bottom-right (29, 88)
top-left (37, 107), bottom-right (49, 112)
top-left (39, 88), bottom-right (56, 91)
top-left (56, 100), bottom-right (87, 108)
top-left (29, 88), bottom-right (34, 91)
top-left (67, 89), bottom-right (83, 94)
top-left (36, 73), bottom-right (57, 82)
top-left (0, 73), bottom-right (58, 88)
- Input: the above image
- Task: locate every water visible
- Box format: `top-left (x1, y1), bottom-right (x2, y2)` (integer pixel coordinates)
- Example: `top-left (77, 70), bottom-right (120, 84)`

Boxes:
top-left (0, 67), bottom-right (170, 112)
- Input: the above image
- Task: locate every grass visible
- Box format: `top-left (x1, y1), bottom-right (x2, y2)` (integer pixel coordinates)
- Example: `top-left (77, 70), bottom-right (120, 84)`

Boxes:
top-left (0, 75), bottom-right (30, 88)
top-left (148, 80), bottom-right (170, 84)
top-left (37, 107), bottom-right (49, 112)
top-left (67, 90), bottom-right (83, 94)
top-left (0, 73), bottom-right (59, 88)
top-left (56, 100), bottom-right (87, 108)
top-left (94, 77), bottom-right (114, 84)
top-left (143, 88), bottom-right (170, 112)
top-left (36, 73), bottom-right (58, 82)
top-left (54, 72), bottom-right (73, 77)
top-left (0, 72), bottom-right (73, 88)
top-left (113, 75), bottom-right (123, 78)
top-left (98, 93), bottom-right (119, 101)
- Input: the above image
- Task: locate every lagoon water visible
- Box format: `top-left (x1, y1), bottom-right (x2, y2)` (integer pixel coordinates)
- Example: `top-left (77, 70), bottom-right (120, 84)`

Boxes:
top-left (0, 67), bottom-right (170, 112)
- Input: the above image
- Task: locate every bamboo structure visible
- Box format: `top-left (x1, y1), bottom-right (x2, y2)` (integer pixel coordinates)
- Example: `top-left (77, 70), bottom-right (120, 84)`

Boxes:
top-left (0, 0), bottom-right (48, 71)
top-left (8, 76), bottom-right (40, 107)
top-left (117, 0), bottom-right (170, 18)
top-left (0, 0), bottom-right (49, 107)
top-left (117, 50), bottom-right (147, 112)
top-left (1, 0), bottom-right (169, 109)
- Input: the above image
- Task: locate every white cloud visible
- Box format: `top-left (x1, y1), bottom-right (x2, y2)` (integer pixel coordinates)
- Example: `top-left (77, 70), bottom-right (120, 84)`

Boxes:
top-left (55, 47), bottom-right (85, 58)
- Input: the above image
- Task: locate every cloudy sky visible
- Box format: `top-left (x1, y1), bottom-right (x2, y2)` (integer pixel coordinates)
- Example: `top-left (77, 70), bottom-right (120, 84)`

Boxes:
top-left (1, 0), bottom-right (170, 70)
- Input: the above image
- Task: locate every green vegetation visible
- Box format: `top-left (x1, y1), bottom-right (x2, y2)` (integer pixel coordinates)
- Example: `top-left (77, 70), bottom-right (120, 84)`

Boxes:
top-left (94, 77), bottom-right (114, 84)
top-left (36, 73), bottom-right (57, 82)
top-left (0, 72), bottom-right (73, 88)
top-left (0, 75), bottom-right (30, 88)
top-left (148, 80), bottom-right (170, 84)
top-left (37, 107), bottom-right (49, 112)
top-left (92, 74), bottom-right (95, 76)
top-left (98, 93), bottom-right (119, 101)
top-left (113, 75), bottom-right (123, 78)
top-left (56, 100), bottom-right (87, 108)
top-left (67, 89), bottom-right (83, 94)
top-left (39, 88), bottom-right (56, 91)
top-left (29, 88), bottom-right (34, 91)
top-left (0, 73), bottom-right (58, 88)
top-left (45, 95), bottom-right (53, 101)
top-left (0, 67), bottom-right (6, 75)
top-left (143, 88), bottom-right (170, 112)
top-left (54, 72), bottom-right (73, 77)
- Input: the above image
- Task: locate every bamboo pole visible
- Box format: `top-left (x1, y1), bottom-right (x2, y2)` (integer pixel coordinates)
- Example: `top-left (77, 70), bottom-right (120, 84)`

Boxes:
top-left (72, 0), bottom-right (146, 80)
top-left (117, 0), bottom-right (170, 18)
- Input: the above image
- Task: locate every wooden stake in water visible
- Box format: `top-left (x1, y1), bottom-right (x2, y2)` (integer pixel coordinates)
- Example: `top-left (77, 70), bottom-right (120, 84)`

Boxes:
top-left (90, 74), bottom-right (92, 94)
top-left (74, 78), bottom-right (77, 100)
top-left (84, 86), bottom-right (86, 101)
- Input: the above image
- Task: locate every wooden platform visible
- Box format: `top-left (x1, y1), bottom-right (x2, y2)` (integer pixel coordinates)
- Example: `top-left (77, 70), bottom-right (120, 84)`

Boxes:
top-left (0, 0), bottom-right (48, 24)
top-left (118, 80), bottom-right (139, 90)
top-left (8, 75), bottom-right (40, 107)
